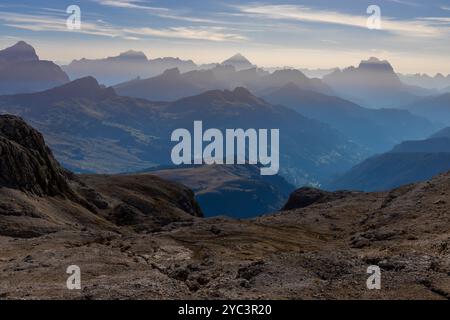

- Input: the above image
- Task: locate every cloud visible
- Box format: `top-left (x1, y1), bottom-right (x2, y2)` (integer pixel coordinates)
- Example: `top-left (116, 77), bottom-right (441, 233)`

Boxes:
top-left (234, 4), bottom-right (445, 38)
top-left (0, 12), bottom-right (124, 37)
top-left (420, 17), bottom-right (450, 24)
top-left (125, 26), bottom-right (247, 41)
top-left (385, 0), bottom-right (420, 7)
top-left (0, 11), bottom-right (247, 42)
top-left (92, 0), bottom-right (168, 12)
top-left (441, 6), bottom-right (450, 11)
top-left (93, 0), bottom-right (229, 25)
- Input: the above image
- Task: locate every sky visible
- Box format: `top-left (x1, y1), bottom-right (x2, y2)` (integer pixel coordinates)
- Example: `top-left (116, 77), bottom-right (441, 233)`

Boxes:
top-left (0, 0), bottom-right (449, 74)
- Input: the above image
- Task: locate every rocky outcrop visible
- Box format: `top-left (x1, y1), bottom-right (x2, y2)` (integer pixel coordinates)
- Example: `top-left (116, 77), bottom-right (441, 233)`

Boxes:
top-left (0, 115), bottom-right (72, 196)
top-left (281, 187), bottom-right (352, 210)
top-left (0, 115), bottom-right (203, 238)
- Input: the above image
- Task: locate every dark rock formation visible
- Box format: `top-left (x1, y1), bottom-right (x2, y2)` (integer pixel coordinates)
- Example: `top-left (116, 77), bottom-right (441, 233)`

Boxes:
top-left (281, 187), bottom-right (352, 210)
top-left (0, 115), bottom-right (203, 238)
top-left (0, 115), bottom-right (72, 196)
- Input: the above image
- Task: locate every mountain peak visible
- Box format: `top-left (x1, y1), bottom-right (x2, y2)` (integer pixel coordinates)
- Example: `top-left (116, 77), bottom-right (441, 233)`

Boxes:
top-left (228, 53), bottom-right (248, 61)
top-left (0, 41), bottom-right (39, 63)
top-left (117, 50), bottom-right (148, 61)
top-left (34, 76), bottom-right (116, 101)
top-left (232, 86), bottom-right (253, 98)
top-left (169, 87), bottom-right (264, 112)
top-left (359, 57), bottom-right (394, 72)
top-left (221, 53), bottom-right (255, 71)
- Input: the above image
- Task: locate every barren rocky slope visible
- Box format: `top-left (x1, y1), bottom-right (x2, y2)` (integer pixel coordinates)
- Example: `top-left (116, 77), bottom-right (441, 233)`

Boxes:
top-left (0, 115), bottom-right (449, 300)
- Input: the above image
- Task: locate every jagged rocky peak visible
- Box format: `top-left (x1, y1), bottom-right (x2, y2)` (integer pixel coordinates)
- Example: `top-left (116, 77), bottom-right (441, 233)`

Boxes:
top-left (222, 53), bottom-right (255, 70)
top-left (0, 115), bottom-right (72, 196)
top-left (0, 41), bottom-right (39, 63)
top-left (116, 50), bottom-right (149, 61)
top-left (359, 57), bottom-right (394, 72)
top-left (225, 53), bottom-right (249, 62)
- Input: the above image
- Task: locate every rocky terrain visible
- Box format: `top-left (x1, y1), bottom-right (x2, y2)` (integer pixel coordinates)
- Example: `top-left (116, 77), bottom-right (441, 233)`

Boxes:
top-left (0, 115), bottom-right (449, 300)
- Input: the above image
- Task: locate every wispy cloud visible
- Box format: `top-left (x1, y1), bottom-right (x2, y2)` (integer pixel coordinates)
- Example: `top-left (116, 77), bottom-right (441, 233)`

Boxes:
top-left (92, 0), bottom-right (168, 12)
top-left (420, 17), bottom-right (450, 23)
top-left (441, 6), bottom-right (450, 11)
top-left (386, 0), bottom-right (420, 7)
top-left (0, 12), bottom-right (124, 37)
top-left (125, 26), bottom-right (247, 41)
top-left (93, 0), bottom-right (229, 25)
top-left (233, 4), bottom-right (445, 38)
top-left (0, 11), bottom-right (247, 42)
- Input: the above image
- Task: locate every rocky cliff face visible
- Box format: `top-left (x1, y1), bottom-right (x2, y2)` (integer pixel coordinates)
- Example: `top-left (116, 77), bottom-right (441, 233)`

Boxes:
top-left (0, 115), bottom-right (202, 239)
top-left (0, 115), bottom-right (72, 196)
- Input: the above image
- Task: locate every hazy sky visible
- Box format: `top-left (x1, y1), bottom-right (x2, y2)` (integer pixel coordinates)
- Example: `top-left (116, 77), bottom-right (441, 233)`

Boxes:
top-left (0, 0), bottom-right (449, 74)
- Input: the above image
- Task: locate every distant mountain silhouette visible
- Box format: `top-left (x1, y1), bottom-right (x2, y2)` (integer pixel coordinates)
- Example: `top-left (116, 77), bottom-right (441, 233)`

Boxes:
top-left (63, 50), bottom-right (197, 85)
top-left (431, 127), bottom-right (450, 139)
top-left (399, 73), bottom-right (450, 90)
top-left (323, 57), bottom-right (427, 108)
top-left (0, 79), bottom-right (365, 186)
top-left (5, 76), bottom-right (117, 105)
top-left (221, 53), bottom-right (256, 71)
top-left (0, 41), bottom-right (38, 63)
top-left (402, 93), bottom-right (450, 125)
top-left (263, 83), bottom-right (438, 153)
top-left (328, 131), bottom-right (450, 191)
top-left (0, 41), bottom-right (69, 94)
top-left (114, 68), bottom-right (214, 101)
top-left (390, 137), bottom-right (450, 153)
top-left (115, 65), bottom-right (332, 101)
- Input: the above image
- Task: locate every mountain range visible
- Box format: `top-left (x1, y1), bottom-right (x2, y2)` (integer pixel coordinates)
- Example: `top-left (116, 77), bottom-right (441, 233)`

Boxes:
top-left (114, 64), bottom-right (332, 101)
top-left (263, 82), bottom-right (438, 153)
top-left (402, 93), bottom-right (450, 126)
top-left (323, 57), bottom-right (431, 108)
top-left (399, 73), bottom-right (450, 90)
top-left (328, 127), bottom-right (450, 191)
top-left (0, 41), bottom-right (69, 94)
top-left (62, 50), bottom-right (197, 86)
top-left (0, 77), bottom-right (364, 186)
top-left (221, 53), bottom-right (256, 71)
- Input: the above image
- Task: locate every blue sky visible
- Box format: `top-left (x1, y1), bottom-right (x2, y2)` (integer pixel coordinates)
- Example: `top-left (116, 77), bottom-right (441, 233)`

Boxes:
top-left (0, 0), bottom-right (449, 74)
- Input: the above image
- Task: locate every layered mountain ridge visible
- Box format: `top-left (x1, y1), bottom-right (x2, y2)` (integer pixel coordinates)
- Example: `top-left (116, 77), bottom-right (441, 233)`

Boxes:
top-left (0, 78), bottom-right (365, 186)
top-left (328, 128), bottom-right (450, 191)
top-left (0, 42), bottom-right (69, 94)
